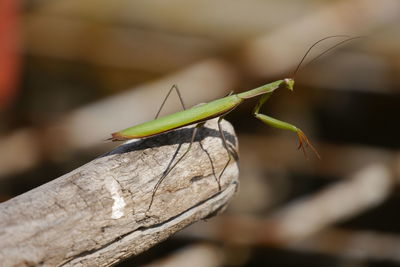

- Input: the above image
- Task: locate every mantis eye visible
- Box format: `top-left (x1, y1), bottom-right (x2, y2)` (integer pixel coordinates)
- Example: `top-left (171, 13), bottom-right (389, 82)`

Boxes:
top-left (284, 78), bottom-right (294, 91)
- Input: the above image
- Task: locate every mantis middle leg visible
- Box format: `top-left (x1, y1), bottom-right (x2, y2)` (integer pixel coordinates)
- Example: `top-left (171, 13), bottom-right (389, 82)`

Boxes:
top-left (215, 116), bottom-right (238, 191)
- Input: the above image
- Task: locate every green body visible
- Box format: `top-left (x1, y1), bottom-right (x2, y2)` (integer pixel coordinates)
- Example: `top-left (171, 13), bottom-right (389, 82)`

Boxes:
top-left (112, 79), bottom-right (290, 140)
top-left (112, 95), bottom-right (243, 140)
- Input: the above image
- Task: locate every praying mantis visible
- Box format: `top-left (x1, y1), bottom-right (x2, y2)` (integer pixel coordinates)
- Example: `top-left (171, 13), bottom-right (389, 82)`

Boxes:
top-left (110, 36), bottom-right (360, 210)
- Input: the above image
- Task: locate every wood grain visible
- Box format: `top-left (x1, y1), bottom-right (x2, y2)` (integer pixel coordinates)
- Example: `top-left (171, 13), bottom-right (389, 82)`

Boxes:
top-left (0, 118), bottom-right (239, 266)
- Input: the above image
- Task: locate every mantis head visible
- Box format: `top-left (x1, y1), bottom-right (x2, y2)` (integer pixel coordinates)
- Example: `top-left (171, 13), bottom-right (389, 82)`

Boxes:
top-left (283, 78), bottom-right (294, 91)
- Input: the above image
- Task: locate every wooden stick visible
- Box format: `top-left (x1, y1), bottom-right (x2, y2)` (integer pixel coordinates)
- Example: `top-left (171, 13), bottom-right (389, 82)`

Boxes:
top-left (0, 118), bottom-right (239, 267)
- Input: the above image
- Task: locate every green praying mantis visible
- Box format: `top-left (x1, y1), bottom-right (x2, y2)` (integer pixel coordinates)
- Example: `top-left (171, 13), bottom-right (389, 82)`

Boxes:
top-left (110, 36), bottom-right (360, 210)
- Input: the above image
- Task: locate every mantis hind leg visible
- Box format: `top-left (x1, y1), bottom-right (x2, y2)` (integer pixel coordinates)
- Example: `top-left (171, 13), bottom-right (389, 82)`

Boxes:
top-left (148, 122), bottom-right (204, 211)
top-left (155, 84), bottom-right (186, 119)
top-left (216, 116), bottom-right (236, 191)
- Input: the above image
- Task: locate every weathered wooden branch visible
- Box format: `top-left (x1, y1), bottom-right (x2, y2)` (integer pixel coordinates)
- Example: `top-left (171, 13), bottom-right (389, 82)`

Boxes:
top-left (0, 118), bottom-right (239, 267)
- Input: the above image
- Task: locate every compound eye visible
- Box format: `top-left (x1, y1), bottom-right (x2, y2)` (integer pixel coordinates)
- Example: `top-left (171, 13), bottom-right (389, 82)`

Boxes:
top-left (284, 78), bottom-right (294, 90)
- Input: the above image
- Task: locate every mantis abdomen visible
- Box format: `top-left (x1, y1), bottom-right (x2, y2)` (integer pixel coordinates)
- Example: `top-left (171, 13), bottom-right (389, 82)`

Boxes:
top-left (111, 94), bottom-right (243, 140)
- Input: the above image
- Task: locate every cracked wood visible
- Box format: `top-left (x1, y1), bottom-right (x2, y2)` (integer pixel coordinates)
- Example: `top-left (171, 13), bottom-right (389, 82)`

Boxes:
top-left (0, 118), bottom-right (239, 267)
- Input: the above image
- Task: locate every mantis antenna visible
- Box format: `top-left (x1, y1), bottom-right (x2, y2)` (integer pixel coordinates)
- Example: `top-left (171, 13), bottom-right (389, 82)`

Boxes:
top-left (301, 36), bottom-right (365, 71)
top-left (292, 35), bottom-right (363, 78)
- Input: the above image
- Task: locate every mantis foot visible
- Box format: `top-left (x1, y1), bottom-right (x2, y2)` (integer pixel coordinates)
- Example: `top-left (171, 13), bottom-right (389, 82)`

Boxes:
top-left (296, 130), bottom-right (321, 160)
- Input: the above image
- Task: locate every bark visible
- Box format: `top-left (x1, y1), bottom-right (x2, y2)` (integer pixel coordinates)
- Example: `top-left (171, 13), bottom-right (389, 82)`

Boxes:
top-left (0, 118), bottom-right (239, 267)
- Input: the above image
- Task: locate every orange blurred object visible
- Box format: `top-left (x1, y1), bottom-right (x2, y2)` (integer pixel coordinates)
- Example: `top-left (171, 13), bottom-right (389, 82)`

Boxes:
top-left (0, 0), bottom-right (20, 109)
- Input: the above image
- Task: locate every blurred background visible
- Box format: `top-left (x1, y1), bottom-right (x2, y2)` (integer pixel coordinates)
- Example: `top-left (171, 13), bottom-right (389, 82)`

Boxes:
top-left (1, 0), bottom-right (400, 266)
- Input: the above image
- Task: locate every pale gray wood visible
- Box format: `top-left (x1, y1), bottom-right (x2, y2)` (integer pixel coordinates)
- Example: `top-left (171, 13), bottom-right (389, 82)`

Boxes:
top-left (0, 118), bottom-right (239, 267)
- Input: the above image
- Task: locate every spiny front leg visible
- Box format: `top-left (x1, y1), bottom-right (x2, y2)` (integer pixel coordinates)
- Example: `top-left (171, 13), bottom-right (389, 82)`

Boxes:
top-left (295, 129), bottom-right (320, 159)
top-left (253, 93), bottom-right (320, 159)
top-left (254, 113), bottom-right (320, 159)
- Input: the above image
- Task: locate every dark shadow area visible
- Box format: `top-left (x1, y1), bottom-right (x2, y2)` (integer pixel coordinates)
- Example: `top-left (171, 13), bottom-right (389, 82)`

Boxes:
top-left (116, 238), bottom-right (216, 266)
top-left (338, 194), bottom-right (400, 234)
top-left (247, 247), bottom-right (399, 267)
top-left (315, 89), bottom-right (400, 149)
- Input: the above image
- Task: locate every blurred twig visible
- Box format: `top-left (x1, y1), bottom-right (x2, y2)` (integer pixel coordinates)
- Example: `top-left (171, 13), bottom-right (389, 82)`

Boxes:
top-left (242, 0), bottom-right (400, 78)
top-left (180, 163), bottom-right (394, 245)
top-left (291, 227), bottom-right (400, 262)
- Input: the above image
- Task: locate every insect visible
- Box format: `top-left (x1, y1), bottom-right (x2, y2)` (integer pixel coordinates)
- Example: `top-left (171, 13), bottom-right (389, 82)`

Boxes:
top-left (110, 36), bottom-right (360, 210)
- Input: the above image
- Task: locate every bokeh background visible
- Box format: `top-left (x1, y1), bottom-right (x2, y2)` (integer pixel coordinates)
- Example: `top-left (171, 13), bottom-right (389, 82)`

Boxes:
top-left (1, 0), bottom-right (400, 266)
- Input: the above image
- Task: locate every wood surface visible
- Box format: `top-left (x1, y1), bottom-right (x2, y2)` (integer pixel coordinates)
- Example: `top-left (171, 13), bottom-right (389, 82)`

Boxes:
top-left (0, 118), bottom-right (239, 266)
